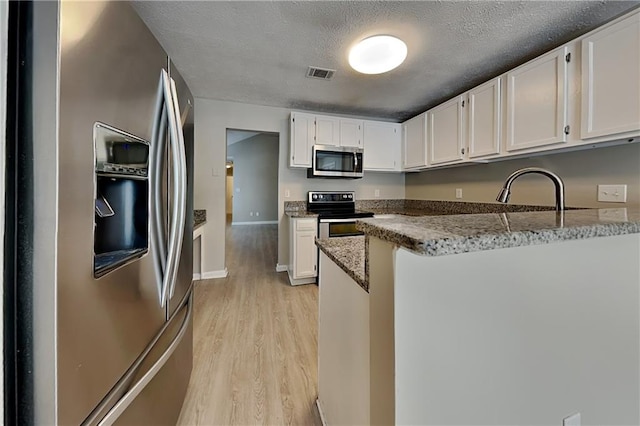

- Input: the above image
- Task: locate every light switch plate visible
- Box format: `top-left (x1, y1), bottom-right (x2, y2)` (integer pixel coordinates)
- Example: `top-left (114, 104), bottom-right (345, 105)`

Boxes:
top-left (597, 184), bottom-right (627, 202)
top-left (455, 188), bottom-right (463, 199)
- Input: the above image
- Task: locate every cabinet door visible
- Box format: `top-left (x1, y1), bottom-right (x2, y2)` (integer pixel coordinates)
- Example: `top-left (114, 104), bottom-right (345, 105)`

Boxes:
top-left (428, 96), bottom-right (465, 165)
top-left (581, 12), bottom-right (640, 139)
top-left (363, 121), bottom-right (401, 171)
top-left (316, 115), bottom-right (340, 146)
top-left (295, 231), bottom-right (317, 278)
top-left (468, 78), bottom-right (501, 158)
top-left (290, 112), bottom-right (315, 167)
top-left (506, 46), bottom-right (569, 151)
top-left (340, 118), bottom-right (364, 148)
top-left (402, 113), bottom-right (427, 169)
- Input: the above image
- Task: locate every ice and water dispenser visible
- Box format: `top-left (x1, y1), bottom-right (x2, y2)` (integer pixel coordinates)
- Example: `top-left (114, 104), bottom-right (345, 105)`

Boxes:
top-left (93, 122), bottom-right (149, 277)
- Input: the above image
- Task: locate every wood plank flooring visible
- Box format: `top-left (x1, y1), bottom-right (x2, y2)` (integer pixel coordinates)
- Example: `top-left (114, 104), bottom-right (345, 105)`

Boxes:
top-left (177, 224), bottom-right (322, 425)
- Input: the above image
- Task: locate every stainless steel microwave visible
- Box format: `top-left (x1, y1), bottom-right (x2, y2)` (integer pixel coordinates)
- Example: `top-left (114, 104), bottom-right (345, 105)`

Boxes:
top-left (307, 145), bottom-right (364, 179)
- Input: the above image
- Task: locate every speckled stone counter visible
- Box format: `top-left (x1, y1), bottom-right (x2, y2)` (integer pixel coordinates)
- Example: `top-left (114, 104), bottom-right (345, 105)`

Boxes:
top-left (357, 199), bottom-right (558, 216)
top-left (194, 209), bottom-right (206, 230)
top-left (357, 208), bottom-right (640, 257)
top-left (316, 236), bottom-right (367, 291)
top-left (284, 200), bottom-right (318, 218)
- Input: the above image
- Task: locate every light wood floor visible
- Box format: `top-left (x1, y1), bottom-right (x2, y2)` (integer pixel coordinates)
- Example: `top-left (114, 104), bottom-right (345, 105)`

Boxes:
top-left (177, 224), bottom-right (322, 426)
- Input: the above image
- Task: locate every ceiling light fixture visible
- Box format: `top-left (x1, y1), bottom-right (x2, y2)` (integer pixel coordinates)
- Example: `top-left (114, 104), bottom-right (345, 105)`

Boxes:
top-left (348, 35), bottom-right (408, 75)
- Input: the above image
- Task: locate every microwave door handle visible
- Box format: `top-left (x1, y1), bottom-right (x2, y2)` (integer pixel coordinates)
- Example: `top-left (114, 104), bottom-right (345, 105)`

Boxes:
top-left (354, 151), bottom-right (358, 169)
top-left (168, 77), bottom-right (187, 299)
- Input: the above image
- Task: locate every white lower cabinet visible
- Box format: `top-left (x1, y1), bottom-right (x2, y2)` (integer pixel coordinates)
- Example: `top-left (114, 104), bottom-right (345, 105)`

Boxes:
top-left (288, 217), bottom-right (317, 285)
top-left (363, 120), bottom-right (401, 171)
top-left (505, 45), bottom-right (570, 152)
top-left (581, 11), bottom-right (640, 140)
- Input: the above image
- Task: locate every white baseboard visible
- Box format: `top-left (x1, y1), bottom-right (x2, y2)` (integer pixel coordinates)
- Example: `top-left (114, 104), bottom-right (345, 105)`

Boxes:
top-left (193, 273), bottom-right (201, 280)
top-left (275, 263), bottom-right (288, 272)
top-left (316, 399), bottom-right (327, 426)
top-left (231, 220), bottom-right (278, 226)
top-left (288, 270), bottom-right (316, 286)
top-left (200, 268), bottom-right (229, 280)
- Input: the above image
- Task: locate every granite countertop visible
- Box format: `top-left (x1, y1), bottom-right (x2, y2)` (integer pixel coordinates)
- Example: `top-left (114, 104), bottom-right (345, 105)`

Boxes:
top-left (285, 210), bottom-right (319, 218)
top-left (357, 208), bottom-right (640, 257)
top-left (316, 236), bottom-right (367, 291)
top-left (194, 209), bottom-right (206, 230)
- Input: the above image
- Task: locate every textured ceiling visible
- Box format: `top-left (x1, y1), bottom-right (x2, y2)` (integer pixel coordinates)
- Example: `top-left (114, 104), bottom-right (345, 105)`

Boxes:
top-left (132, 1), bottom-right (639, 122)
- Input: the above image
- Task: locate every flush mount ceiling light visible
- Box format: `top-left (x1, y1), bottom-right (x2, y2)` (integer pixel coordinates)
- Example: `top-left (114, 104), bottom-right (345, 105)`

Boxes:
top-left (348, 35), bottom-right (408, 75)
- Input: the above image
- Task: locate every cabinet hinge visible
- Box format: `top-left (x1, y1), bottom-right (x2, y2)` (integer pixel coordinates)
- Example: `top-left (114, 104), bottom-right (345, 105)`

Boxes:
top-left (564, 125), bottom-right (570, 135)
top-left (314, 265), bottom-right (317, 271)
top-left (565, 53), bottom-right (571, 63)
top-left (292, 117), bottom-right (295, 123)
top-left (461, 100), bottom-right (465, 108)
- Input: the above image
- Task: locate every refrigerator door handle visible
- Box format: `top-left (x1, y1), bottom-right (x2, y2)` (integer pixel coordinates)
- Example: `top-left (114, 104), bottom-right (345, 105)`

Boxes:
top-left (168, 77), bottom-right (187, 299)
top-left (160, 70), bottom-right (185, 306)
top-left (95, 298), bottom-right (193, 426)
top-left (149, 74), bottom-right (168, 306)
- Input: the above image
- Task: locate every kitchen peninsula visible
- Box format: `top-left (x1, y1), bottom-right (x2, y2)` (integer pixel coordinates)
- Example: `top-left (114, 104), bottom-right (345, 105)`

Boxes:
top-left (316, 205), bottom-right (640, 426)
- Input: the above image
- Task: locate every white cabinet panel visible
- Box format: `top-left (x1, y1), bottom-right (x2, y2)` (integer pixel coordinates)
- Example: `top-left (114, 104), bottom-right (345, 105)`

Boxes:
top-left (428, 96), bottom-right (465, 165)
top-left (581, 12), bottom-right (640, 139)
top-left (402, 113), bottom-right (427, 169)
top-left (316, 115), bottom-right (340, 146)
top-left (288, 217), bottom-right (317, 285)
top-left (290, 112), bottom-right (315, 167)
top-left (295, 231), bottom-right (317, 278)
top-left (363, 121), bottom-right (401, 171)
top-left (506, 46), bottom-right (569, 151)
top-left (468, 77), bottom-right (501, 158)
top-left (340, 118), bottom-right (364, 148)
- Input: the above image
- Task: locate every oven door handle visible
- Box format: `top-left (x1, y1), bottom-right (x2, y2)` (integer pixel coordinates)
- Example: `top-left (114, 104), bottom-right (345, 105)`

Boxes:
top-left (319, 218), bottom-right (360, 223)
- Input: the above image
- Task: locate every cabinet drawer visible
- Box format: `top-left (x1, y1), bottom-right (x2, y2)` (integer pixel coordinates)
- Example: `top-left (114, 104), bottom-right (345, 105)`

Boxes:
top-left (296, 219), bottom-right (317, 231)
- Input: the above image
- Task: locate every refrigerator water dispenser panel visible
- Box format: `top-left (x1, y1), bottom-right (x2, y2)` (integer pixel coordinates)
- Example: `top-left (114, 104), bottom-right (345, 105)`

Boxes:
top-left (93, 122), bottom-right (149, 277)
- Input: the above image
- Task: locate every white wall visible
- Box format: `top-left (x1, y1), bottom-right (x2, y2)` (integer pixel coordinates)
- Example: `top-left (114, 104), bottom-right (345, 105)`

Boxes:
top-left (194, 98), bottom-right (405, 274)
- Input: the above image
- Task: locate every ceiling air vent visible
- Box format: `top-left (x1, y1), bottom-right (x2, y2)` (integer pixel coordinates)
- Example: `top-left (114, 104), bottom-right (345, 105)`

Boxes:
top-left (306, 66), bottom-right (335, 80)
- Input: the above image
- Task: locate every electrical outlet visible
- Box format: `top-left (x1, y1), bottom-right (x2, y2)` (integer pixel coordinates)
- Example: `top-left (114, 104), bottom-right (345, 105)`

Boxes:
top-left (374, 189), bottom-right (380, 198)
top-left (285, 189), bottom-right (291, 198)
top-left (597, 184), bottom-right (627, 202)
top-left (455, 188), bottom-right (463, 199)
top-left (250, 212), bottom-right (253, 216)
top-left (563, 412), bottom-right (581, 426)
top-left (256, 212), bottom-right (260, 217)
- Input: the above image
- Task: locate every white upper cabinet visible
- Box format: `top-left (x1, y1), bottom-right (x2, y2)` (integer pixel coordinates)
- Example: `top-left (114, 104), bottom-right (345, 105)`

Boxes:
top-left (290, 112), bottom-right (315, 168)
top-left (363, 121), bottom-right (401, 171)
top-left (402, 113), bottom-right (427, 169)
top-left (428, 95), bottom-right (465, 165)
top-left (315, 115), bottom-right (340, 146)
top-left (468, 77), bottom-right (502, 158)
top-left (581, 12), bottom-right (640, 140)
top-left (339, 118), bottom-right (364, 148)
top-left (506, 45), bottom-right (570, 152)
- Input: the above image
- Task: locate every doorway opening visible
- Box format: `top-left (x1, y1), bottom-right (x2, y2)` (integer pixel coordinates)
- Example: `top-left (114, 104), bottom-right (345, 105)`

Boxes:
top-left (224, 129), bottom-right (280, 271)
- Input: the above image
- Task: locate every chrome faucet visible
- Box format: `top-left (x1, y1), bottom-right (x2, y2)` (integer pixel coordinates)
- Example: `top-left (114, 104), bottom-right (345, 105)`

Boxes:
top-left (496, 167), bottom-right (566, 211)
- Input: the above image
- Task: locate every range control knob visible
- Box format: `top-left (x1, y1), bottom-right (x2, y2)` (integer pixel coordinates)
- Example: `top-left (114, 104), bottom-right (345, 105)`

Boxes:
top-left (312, 194), bottom-right (318, 200)
top-left (348, 194), bottom-right (353, 199)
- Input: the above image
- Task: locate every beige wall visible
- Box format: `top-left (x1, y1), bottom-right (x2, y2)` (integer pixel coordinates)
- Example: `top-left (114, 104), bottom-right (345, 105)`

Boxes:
top-left (194, 98), bottom-right (405, 274)
top-left (406, 142), bottom-right (640, 208)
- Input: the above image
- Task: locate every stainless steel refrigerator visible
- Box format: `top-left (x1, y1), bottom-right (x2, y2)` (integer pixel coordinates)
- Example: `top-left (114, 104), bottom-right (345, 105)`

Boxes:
top-left (4, 1), bottom-right (195, 424)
